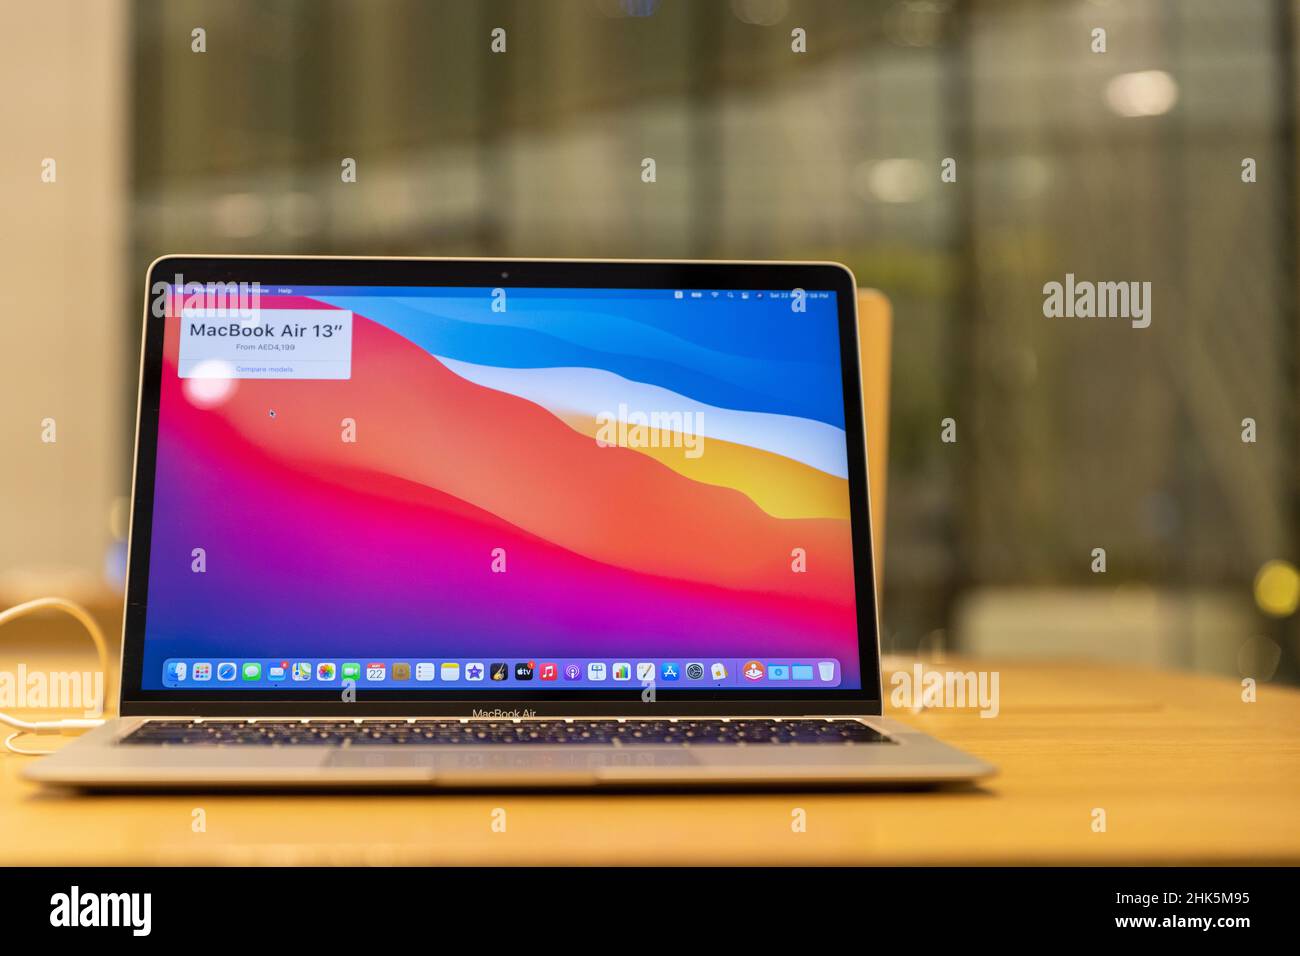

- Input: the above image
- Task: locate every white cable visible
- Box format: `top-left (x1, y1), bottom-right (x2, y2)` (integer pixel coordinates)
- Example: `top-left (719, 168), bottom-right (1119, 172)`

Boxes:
top-left (4, 731), bottom-right (55, 756)
top-left (0, 597), bottom-right (111, 756)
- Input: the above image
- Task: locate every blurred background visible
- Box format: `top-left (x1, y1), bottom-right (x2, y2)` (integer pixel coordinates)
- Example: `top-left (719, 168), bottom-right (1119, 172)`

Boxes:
top-left (1, 0), bottom-right (1297, 684)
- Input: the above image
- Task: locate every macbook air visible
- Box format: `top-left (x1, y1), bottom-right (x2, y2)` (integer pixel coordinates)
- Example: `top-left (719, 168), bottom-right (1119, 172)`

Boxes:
top-left (26, 255), bottom-right (994, 788)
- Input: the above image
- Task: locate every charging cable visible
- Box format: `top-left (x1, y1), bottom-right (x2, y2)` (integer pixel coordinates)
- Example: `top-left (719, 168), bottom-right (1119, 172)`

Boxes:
top-left (0, 597), bottom-right (110, 755)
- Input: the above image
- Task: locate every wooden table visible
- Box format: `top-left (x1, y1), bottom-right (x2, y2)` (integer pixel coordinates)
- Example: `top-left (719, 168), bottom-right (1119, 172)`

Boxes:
top-left (1, 654), bottom-right (1297, 865)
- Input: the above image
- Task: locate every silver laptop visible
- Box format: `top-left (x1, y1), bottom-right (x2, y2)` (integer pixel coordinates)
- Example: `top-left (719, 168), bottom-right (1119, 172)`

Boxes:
top-left (27, 255), bottom-right (993, 789)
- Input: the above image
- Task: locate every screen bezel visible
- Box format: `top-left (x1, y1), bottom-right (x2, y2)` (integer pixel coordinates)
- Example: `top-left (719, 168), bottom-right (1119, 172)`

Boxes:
top-left (120, 256), bottom-right (883, 717)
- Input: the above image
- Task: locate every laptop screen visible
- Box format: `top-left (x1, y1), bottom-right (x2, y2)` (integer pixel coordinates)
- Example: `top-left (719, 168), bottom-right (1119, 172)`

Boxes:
top-left (135, 275), bottom-right (867, 697)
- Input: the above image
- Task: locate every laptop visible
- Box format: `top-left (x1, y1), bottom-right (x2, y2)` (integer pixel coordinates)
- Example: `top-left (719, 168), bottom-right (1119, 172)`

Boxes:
top-left (27, 255), bottom-right (994, 789)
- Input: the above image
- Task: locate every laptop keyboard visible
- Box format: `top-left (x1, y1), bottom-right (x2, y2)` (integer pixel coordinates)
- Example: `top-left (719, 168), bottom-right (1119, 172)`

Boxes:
top-left (121, 718), bottom-right (891, 747)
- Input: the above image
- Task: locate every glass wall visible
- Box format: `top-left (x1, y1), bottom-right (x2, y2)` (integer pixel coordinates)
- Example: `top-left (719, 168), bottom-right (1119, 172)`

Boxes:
top-left (114, 0), bottom-right (1297, 679)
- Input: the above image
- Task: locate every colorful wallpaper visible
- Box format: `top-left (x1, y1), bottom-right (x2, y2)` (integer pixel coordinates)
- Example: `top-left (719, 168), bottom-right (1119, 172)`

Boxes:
top-left (142, 287), bottom-right (862, 688)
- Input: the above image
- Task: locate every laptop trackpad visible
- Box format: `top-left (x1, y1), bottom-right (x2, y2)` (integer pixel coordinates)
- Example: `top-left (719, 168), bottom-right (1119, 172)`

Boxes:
top-left (325, 748), bottom-right (698, 772)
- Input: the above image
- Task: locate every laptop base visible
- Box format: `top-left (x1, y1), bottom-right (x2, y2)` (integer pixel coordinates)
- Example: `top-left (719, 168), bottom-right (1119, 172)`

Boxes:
top-left (25, 717), bottom-right (995, 790)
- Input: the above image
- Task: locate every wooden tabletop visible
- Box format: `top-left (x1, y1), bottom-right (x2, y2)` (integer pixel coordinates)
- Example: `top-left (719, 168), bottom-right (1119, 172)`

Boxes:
top-left (1, 654), bottom-right (1297, 865)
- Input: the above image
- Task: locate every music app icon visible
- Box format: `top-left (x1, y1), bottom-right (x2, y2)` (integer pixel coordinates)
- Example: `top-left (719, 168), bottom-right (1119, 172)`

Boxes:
top-left (539, 662), bottom-right (558, 681)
